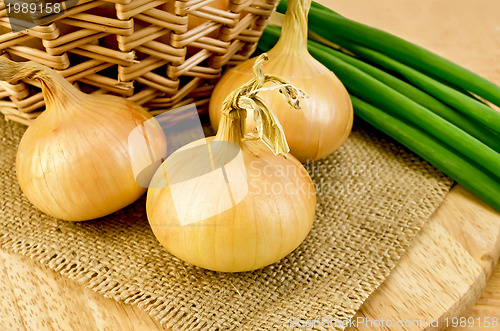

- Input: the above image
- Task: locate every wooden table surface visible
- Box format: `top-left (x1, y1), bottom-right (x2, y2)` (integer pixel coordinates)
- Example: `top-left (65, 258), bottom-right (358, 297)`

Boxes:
top-left (1, 0), bottom-right (500, 330)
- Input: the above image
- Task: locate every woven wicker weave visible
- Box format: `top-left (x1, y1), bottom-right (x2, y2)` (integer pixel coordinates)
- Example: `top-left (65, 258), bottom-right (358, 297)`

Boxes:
top-left (0, 0), bottom-right (278, 125)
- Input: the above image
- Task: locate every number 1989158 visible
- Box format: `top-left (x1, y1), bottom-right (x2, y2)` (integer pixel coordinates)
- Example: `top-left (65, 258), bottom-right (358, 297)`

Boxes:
top-left (6, 2), bottom-right (62, 14)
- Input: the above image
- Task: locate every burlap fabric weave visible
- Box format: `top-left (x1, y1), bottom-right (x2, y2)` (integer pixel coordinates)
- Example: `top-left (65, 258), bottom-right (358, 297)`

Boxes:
top-left (0, 115), bottom-right (452, 330)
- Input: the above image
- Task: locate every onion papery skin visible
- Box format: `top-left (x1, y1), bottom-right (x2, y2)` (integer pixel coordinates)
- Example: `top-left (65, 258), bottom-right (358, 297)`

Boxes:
top-left (16, 95), bottom-right (166, 221)
top-left (209, 0), bottom-right (353, 162)
top-left (146, 137), bottom-right (316, 272)
top-left (210, 52), bottom-right (353, 162)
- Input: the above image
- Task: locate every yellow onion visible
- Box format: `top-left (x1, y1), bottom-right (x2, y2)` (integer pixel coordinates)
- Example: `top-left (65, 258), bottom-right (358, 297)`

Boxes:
top-left (0, 57), bottom-right (166, 221)
top-left (147, 54), bottom-right (316, 272)
top-left (209, 0), bottom-right (353, 162)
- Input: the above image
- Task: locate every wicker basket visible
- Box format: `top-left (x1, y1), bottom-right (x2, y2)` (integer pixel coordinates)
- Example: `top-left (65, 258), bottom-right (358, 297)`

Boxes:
top-left (0, 0), bottom-right (279, 125)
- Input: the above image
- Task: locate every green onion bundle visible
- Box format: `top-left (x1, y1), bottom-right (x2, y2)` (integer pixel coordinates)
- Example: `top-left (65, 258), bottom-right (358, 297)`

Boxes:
top-left (258, 0), bottom-right (500, 212)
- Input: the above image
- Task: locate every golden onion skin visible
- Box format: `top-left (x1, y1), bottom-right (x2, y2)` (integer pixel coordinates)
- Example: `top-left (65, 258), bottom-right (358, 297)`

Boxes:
top-left (209, 0), bottom-right (353, 162)
top-left (146, 138), bottom-right (316, 272)
top-left (0, 59), bottom-right (168, 222)
top-left (16, 94), bottom-right (166, 221)
top-left (209, 55), bottom-right (353, 162)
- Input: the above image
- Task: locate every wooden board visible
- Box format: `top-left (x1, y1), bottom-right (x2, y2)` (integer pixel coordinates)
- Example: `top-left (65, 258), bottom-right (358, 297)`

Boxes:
top-left (1, 186), bottom-right (499, 331)
top-left (0, 249), bottom-right (165, 330)
top-left (1, 0), bottom-right (500, 330)
top-left (348, 186), bottom-right (500, 330)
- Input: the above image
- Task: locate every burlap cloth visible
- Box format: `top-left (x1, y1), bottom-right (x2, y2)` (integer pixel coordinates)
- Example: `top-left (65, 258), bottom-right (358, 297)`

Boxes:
top-left (0, 114), bottom-right (453, 330)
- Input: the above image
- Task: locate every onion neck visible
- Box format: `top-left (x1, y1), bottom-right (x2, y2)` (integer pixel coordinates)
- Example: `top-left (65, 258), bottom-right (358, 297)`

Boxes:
top-left (215, 107), bottom-right (247, 144)
top-left (214, 54), bottom-right (307, 157)
top-left (0, 57), bottom-right (86, 112)
top-left (273, 0), bottom-right (311, 54)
